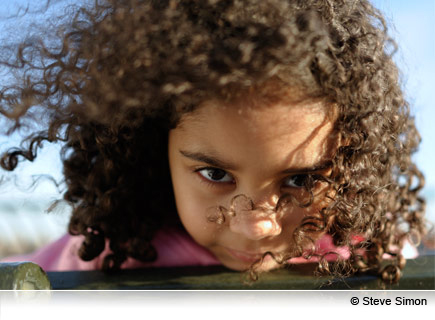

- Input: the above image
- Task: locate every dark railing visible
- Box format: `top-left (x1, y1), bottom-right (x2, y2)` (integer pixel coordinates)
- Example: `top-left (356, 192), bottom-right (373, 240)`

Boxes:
top-left (1, 255), bottom-right (434, 290)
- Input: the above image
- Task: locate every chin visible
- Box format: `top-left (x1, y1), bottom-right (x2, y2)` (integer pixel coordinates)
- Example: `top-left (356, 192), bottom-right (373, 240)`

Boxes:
top-left (219, 258), bottom-right (251, 271)
top-left (220, 254), bottom-right (282, 273)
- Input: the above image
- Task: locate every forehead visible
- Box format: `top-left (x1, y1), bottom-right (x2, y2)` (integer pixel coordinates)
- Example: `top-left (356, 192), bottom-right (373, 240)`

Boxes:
top-left (181, 95), bottom-right (328, 122)
top-left (174, 99), bottom-right (336, 170)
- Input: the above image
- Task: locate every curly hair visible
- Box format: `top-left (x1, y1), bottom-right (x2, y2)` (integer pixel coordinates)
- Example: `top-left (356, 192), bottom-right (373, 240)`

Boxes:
top-left (0, 0), bottom-right (427, 282)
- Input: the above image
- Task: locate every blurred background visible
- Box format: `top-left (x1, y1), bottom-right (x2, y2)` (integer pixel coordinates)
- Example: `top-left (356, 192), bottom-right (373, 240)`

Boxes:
top-left (0, 0), bottom-right (434, 259)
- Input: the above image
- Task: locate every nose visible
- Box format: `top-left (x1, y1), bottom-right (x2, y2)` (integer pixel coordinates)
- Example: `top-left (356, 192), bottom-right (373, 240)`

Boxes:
top-left (229, 208), bottom-right (282, 241)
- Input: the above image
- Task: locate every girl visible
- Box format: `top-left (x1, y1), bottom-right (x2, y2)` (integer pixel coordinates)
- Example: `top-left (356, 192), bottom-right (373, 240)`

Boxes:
top-left (0, 0), bottom-right (427, 284)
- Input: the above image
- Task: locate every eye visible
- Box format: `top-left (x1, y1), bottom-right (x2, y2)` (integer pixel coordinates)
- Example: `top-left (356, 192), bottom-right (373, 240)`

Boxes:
top-left (283, 174), bottom-right (311, 188)
top-left (196, 167), bottom-right (234, 183)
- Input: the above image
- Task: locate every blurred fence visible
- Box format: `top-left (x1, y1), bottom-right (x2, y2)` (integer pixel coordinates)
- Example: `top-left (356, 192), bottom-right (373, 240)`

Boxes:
top-left (0, 196), bottom-right (70, 259)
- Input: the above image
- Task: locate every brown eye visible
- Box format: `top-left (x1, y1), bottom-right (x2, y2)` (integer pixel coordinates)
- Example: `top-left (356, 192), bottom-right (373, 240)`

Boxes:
top-left (197, 168), bottom-right (234, 183)
top-left (283, 174), bottom-right (309, 188)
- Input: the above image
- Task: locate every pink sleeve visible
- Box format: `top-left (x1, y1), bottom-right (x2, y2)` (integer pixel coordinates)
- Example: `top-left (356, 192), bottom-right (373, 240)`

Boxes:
top-left (286, 234), bottom-right (418, 264)
top-left (1, 227), bottom-right (220, 271)
top-left (286, 234), bottom-right (351, 264)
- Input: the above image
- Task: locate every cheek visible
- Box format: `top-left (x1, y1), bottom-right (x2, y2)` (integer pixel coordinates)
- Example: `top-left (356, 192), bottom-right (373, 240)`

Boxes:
top-left (280, 184), bottom-right (332, 232)
top-left (279, 204), bottom-right (308, 236)
top-left (173, 180), bottom-right (221, 246)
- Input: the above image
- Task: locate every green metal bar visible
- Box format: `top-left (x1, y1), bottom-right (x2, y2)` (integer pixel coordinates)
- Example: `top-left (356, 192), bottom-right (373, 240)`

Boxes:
top-left (46, 255), bottom-right (435, 290)
top-left (1, 256), bottom-right (433, 290)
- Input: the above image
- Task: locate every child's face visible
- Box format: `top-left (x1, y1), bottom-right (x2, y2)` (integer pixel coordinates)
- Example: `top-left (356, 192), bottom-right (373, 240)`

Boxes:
top-left (168, 97), bottom-right (337, 271)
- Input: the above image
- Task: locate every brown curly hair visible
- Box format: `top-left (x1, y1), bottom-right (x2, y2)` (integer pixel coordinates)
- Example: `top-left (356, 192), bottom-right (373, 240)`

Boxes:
top-left (0, 0), bottom-right (427, 282)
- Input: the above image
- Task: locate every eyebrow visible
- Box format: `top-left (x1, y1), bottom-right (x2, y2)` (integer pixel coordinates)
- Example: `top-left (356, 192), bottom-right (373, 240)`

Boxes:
top-left (180, 150), bottom-right (332, 174)
top-left (280, 161), bottom-right (333, 174)
top-left (179, 150), bottom-right (237, 170)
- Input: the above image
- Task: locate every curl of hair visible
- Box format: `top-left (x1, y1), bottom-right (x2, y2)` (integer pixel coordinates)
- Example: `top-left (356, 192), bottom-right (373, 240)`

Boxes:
top-left (0, 0), bottom-right (427, 282)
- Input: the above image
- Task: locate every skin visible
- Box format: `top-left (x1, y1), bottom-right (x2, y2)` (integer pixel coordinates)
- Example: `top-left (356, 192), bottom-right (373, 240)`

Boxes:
top-left (168, 97), bottom-right (338, 271)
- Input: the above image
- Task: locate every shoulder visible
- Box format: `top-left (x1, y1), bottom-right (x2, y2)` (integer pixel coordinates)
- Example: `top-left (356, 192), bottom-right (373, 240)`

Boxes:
top-left (121, 226), bottom-right (220, 268)
top-left (2, 227), bottom-right (220, 271)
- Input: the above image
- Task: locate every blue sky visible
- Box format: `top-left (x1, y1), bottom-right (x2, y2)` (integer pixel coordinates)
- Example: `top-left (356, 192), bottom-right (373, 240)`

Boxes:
top-left (0, 0), bottom-right (434, 200)
top-left (372, 0), bottom-right (435, 195)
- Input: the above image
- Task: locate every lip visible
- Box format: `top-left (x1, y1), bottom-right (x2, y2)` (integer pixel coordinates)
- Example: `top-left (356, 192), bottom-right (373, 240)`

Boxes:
top-left (224, 247), bottom-right (266, 264)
